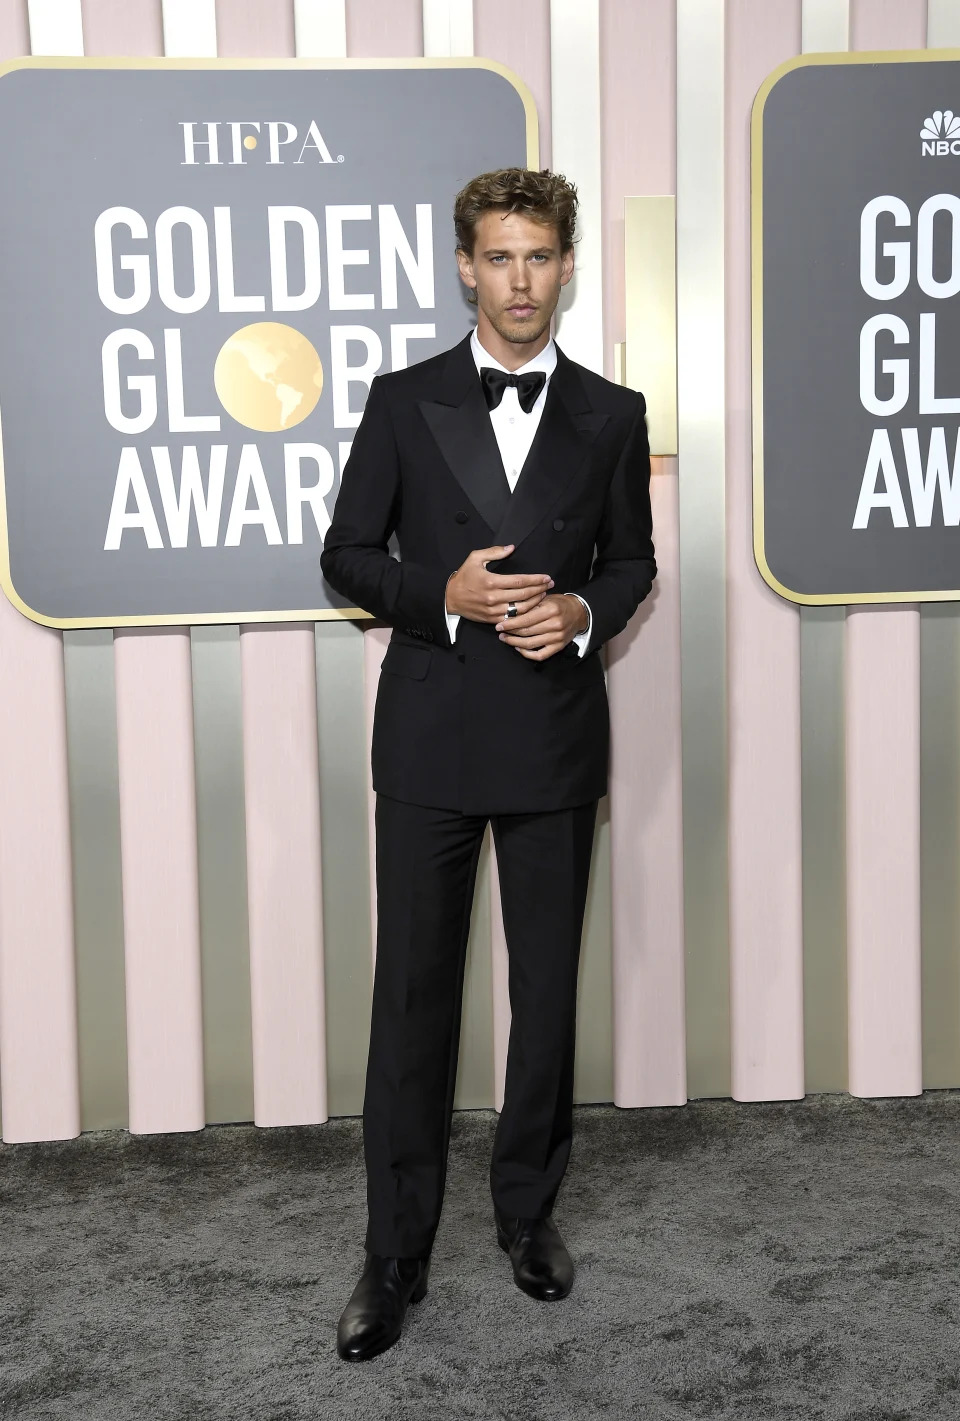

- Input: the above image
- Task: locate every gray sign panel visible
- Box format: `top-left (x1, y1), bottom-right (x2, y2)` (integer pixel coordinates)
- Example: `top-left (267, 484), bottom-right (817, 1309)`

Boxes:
top-left (0, 60), bottom-right (533, 626)
top-left (755, 52), bottom-right (960, 603)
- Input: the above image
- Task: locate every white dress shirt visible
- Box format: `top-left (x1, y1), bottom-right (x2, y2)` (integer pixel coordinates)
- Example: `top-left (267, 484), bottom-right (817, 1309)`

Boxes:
top-left (444, 329), bottom-right (593, 655)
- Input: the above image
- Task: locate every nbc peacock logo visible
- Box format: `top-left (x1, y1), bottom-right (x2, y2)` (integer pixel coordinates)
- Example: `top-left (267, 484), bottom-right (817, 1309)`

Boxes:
top-left (921, 110), bottom-right (960, 155)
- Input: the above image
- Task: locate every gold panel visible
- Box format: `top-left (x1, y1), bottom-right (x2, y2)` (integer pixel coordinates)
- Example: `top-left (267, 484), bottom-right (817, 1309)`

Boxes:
top-left (623, 195), bottom-right (678, 457)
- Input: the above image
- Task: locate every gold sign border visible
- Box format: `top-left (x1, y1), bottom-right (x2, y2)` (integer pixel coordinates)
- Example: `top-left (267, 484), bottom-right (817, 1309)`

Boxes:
top-left (0, 55), bottom-right (539, 629)
top-left (752, 46), bottom-right (960, 606)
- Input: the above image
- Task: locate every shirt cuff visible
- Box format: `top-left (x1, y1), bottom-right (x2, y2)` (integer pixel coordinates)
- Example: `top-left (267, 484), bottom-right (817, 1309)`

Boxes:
top-left (445, 607), bottom-right (460, 643)
top-left (570, 594), bottom-right (592, 657)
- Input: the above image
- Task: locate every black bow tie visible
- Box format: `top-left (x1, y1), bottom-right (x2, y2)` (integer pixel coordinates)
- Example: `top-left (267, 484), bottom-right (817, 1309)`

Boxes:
top-left (479, 366), bottom-right (547, 415)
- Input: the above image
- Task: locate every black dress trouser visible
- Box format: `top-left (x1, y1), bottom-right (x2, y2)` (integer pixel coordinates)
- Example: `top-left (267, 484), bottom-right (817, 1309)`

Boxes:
top-left (363, 793), bottom-right (599, 1259)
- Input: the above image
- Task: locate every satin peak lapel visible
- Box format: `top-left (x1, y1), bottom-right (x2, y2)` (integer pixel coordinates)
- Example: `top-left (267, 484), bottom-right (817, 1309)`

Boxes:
top-left (417, 338), bottom-right (512, 535)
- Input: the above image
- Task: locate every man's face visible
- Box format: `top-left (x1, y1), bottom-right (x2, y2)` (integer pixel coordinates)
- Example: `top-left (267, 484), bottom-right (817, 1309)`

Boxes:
top-left (456, 210), bottom-right (574, 345)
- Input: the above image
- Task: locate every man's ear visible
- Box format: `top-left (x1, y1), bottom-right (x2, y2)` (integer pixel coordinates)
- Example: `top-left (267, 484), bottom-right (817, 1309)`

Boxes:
top-left (456, 245), bottom-right (477, 293)
top-left (559, 246), bottom-right (575, 288)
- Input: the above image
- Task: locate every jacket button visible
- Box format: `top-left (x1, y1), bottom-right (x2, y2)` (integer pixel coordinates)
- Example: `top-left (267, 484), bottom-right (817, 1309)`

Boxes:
top-left (423, 629), bottom-right (434, 643)
top-left (455, 511), bottom-right (469, 524)
top-left (457, 653), bottom-right (465, 664)
top-left (553, 518), bottom-right (565, 531)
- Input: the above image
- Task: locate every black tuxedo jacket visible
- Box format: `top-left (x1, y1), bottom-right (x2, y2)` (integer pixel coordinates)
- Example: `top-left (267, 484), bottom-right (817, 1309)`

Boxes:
top-left (320, 333), bottom-right (656, 815)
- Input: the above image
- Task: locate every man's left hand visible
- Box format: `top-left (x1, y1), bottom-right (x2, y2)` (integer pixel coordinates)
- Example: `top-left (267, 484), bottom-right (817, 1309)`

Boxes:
top-left (495, 594), bottom-right (588, 661)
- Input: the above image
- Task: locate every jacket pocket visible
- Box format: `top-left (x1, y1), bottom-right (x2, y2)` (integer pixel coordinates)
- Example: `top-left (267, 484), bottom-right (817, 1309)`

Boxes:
top-left (381, 642), bottom-right (431, 680)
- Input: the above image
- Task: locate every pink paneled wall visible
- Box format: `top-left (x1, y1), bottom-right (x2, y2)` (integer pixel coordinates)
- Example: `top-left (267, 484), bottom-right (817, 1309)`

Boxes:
top-left (0, 0), bottom-right (79, 1146)
top-left (845, 0), bottom-right (927, 1099)
top-left (0, 0), bottom-right (28, 56)
top-left (216, 0), bottom-right (294, 55)
top-left (114, 630), bottom-right (205, 1134)
top-left (725, 0), bottom-right (804, 1102)
top-left (473, 0), bottom-right (552, 168)
top-left (242, 627), bottom-right (327, 1126)
top-left (82, 0), bottom-right (162, 54)
top-left (599, 0), bottom-right (676, 360)
top-left (1, 0), bottom-right (955, 1144)
top-left (346, 0), bottom-right (422, 56)
top-left (602, 0), bottom-right (686, 1108)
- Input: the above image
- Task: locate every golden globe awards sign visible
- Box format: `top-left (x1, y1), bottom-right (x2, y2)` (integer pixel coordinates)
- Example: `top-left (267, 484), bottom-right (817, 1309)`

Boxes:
top-left (753, 51), bottom-right (960, 603)
top-left (0, 59), bottom-right (534, 626)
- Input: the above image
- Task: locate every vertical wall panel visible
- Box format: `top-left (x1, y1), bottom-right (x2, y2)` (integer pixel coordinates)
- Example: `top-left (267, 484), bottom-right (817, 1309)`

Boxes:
top-left (422, 0), bottom-right (472, 56)
top-left (114, 630), bottom-right (205, 1133)
top-left (216, 0), bottom-right (295, 55)
top-left (677, 0), bottom-right (730, 1099)
top-left (549, 0), bottom-right (612, 1103)
top-left (0, 591), bottom-right (80, 1142)
top-left (550, 0), bottom-right (603, 375)
top-left (601, 0), bottom-right (685, 1108)
top-left (928, 1), bottom-right (960, 48)
top-left (241, 626), bottom-right (326, 1125)
top-left (294, 0), bottom-right (345, 56)
top-left (81, 0), bottom-right (163, 53)
top-left (726, 0), bottom-right (804, 1103)
top-left (0, 0), bottom-right (29, 54)
top-left (0, 0), bottom-right (81, 1149)
top-left (844, 0), bottom-right (925, 1101)
top-left (801, 609), bottom-right (849, 1091)
top-left (161, 0), bottom-right (217, 54)
top-left (801, 0), bottom-right (849, 49)
top-left (315, 623), bottom-right (372, 1117)
top-left (608, 474), bottom-right (686, 1107)
top-left (346, 0), bottom-right (421, 55)
top-left (474, 0), bottom-right (552, 168)
top-left (846, 610), bottom-right (922, 1096)
top-left (191, 628), bottom-right (253, 1124)
top-left (600, 0), bottom-right (676, 372)
top-left (850, 0), bottom-right (926, 48)
top-left (922, 0), bottom-right (960, 1093)
top-left (64, 632), bottom-right (128, 1131)
top-left (799, 0), bottom-right (849, 1095)
top-left (920, 609), bottom-right (960, 1085)
top-left (26, 0), bottom-right (83, 53)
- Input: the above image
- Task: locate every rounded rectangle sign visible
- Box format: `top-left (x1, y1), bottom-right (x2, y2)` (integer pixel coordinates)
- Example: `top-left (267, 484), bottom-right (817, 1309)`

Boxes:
top-left (753, 48), bottom-right (960, 604)
top-left (0, 58), bottom-right (536, 628)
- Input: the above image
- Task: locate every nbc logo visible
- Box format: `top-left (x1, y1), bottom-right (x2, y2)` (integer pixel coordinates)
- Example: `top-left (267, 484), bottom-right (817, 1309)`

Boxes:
top-left (921, 110), bottom-right (960, 155)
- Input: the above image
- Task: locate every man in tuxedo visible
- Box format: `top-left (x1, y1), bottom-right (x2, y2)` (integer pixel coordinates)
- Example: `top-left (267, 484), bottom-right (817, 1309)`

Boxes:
top-left (321, 167), bottom-right (656, 1362)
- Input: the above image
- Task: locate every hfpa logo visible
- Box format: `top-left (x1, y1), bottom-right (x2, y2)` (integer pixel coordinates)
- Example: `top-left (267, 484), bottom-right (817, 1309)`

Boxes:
top-left (921, 110), bottom-right (960, 155)
top-left (180, 121), bottom-right (344, 165)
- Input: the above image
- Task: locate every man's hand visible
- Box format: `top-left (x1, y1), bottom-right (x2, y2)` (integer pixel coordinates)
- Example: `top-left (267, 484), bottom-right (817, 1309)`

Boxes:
top-left (495, 594), bottom-right (589, 661)
top-left (446, 544), bottom-right (553, 623)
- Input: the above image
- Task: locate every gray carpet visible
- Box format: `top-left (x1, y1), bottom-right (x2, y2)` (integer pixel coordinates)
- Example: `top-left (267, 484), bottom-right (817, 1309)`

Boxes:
top-left (2, 1094), bottom-right (960, 1420)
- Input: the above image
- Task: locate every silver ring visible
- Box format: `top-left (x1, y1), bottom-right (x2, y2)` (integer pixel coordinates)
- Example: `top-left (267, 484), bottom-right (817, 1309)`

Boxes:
top-left (506, 602), bottom-right (518, 618)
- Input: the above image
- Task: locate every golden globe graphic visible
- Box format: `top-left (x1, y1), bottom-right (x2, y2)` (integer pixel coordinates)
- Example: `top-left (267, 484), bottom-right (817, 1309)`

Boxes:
top-left (214, 323), bottom-right (324, 434)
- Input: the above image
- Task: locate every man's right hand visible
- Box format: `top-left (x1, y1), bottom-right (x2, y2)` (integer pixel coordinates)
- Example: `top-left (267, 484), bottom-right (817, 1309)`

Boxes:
top-left (445, 544), bottom-right (553, 624)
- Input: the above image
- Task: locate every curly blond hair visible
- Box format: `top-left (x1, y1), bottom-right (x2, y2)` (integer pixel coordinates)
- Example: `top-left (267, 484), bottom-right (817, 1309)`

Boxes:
top-left (453, 168), bottom-right (579, 254)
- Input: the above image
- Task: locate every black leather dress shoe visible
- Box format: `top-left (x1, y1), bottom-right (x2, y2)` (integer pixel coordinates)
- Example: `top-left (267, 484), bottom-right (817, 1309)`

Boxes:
top-left (336, 1252), bottom-right (430, 1362)
top-left (495, 1210), bottom-right (574, 1301)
